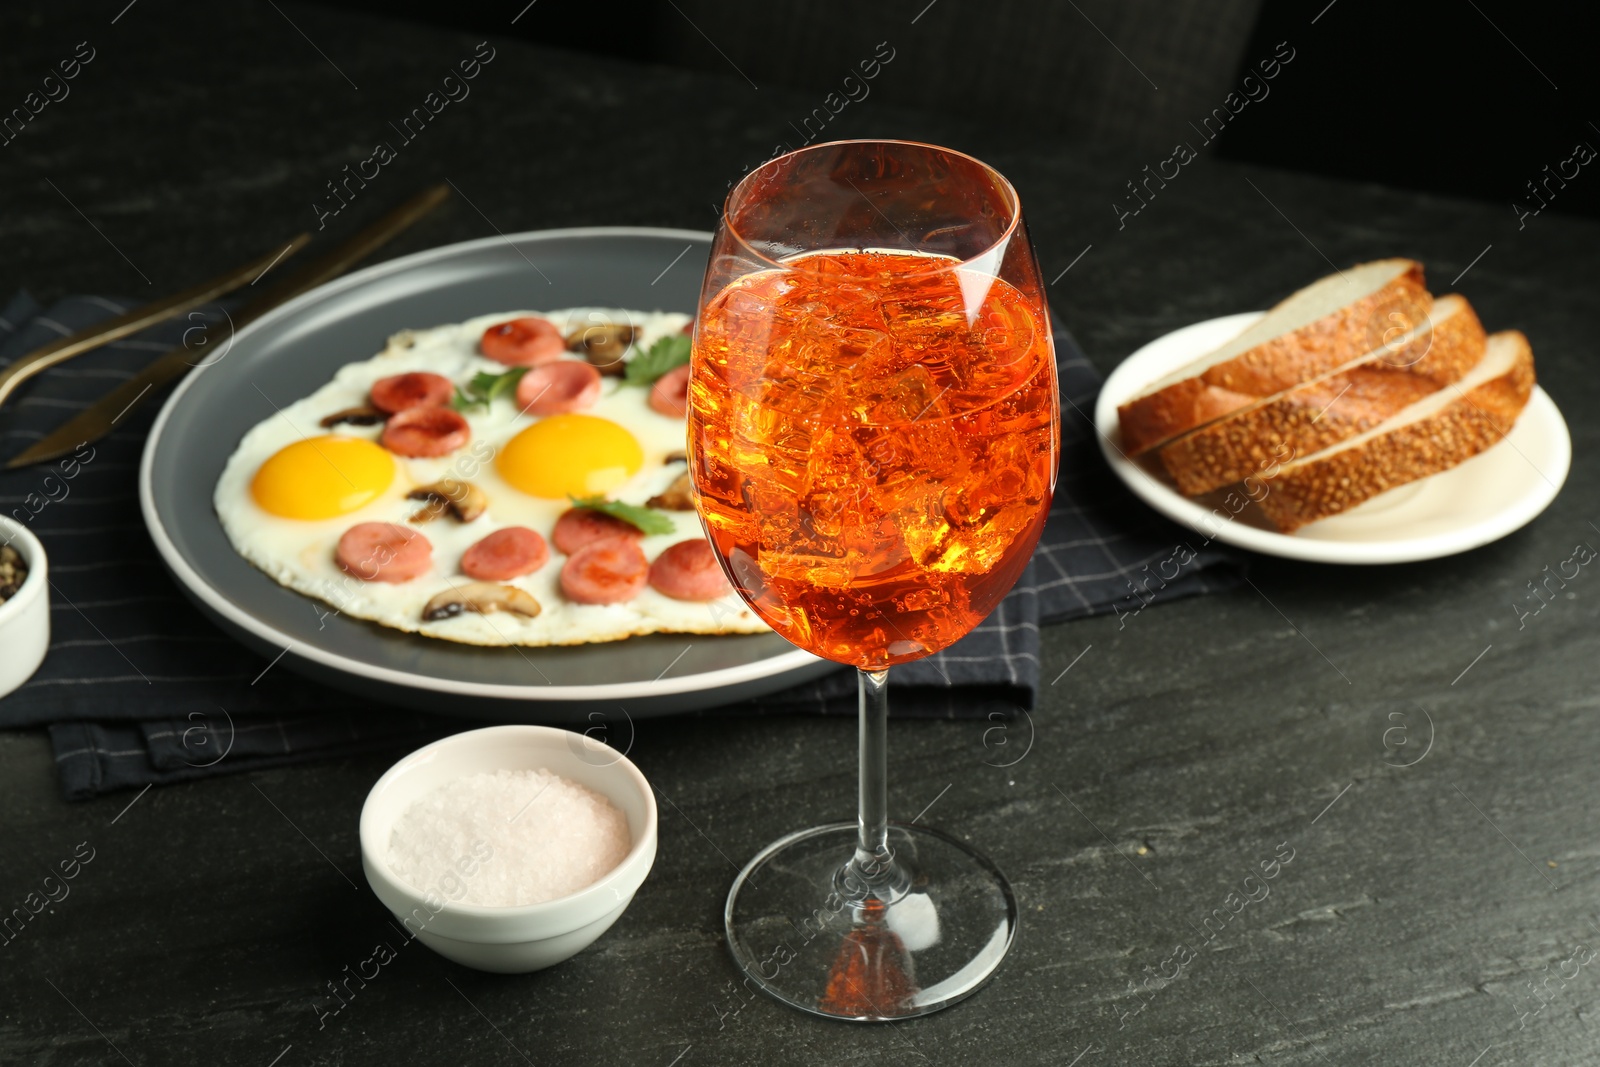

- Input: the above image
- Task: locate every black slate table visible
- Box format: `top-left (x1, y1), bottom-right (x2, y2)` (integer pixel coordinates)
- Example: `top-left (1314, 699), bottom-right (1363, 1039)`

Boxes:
top-left (4, 3), bottom-right (1599, 1064)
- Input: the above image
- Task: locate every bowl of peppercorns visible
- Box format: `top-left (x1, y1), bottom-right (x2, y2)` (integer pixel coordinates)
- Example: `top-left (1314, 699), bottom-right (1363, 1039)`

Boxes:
top-left (0, 517), bottom-right (48, 700)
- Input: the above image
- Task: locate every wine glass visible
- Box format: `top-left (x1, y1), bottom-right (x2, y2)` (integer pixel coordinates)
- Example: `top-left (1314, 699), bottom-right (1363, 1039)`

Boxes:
top-left (687, 139), bottom-right (1060, 1021)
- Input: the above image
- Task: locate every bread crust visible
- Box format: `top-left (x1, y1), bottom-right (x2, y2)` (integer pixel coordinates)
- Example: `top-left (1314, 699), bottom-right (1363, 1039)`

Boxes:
top-left (1159, 298), bottom-right (1488, 495)
top-left (1254, 331), bottom-right (1535, 533)
top-left (1118, 261), bottom-right (1430, 456)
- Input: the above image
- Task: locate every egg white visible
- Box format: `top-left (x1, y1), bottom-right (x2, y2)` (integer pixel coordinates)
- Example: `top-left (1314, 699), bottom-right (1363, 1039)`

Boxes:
top-left (214, 308), bottom-right (767, 647)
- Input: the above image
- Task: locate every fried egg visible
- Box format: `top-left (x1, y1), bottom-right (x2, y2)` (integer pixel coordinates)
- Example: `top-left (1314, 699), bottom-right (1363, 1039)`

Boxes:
top-left (250, 436), bottom-right (395, 519)
top-left (214, 308), bottom-right (766, 646)
top-left (496, 414), bottom-right (644, 499)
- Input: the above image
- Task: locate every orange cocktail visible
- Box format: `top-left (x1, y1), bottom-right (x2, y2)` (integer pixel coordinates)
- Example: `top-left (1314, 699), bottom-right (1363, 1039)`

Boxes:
top-left (695, 139), bottom-right (1060, 1022)
top-left (690, 248), bottom-right (1057, 668)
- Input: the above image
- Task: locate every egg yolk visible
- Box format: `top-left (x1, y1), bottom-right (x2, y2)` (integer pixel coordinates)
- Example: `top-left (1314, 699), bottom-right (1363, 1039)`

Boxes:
top-left (497, 414), bottom-right (643, 499)
top-left (251, 435), bottom-right (395, 519)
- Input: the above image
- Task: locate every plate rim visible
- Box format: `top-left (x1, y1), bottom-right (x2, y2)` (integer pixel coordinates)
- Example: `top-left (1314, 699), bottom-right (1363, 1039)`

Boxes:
top-left (1094, 311), bottom-right (1573, 564)
top-left (139, 225), bottom-right (826, 702)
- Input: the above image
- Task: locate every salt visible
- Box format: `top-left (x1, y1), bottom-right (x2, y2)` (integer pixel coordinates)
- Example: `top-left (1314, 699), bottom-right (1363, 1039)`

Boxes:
top-left (386, 768), bottom-right (631, 907)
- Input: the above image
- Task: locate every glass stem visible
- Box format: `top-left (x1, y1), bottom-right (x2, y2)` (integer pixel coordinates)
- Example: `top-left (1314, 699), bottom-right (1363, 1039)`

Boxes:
top-left (854, 666), bottom-right (893, 882)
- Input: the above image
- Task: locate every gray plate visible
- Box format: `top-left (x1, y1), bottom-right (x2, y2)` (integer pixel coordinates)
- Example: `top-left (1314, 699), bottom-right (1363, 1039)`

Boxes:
top-left (140, 227), bottom-right (836, 721)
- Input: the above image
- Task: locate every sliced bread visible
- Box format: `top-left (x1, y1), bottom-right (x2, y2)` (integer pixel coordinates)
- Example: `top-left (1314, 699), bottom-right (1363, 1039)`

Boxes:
top-left (1118, 259), bottom-right (1431, 455)
top-left (1159, 295), bottom-right (1487, 495)
top-left (1254, 331), bottom-right (1535, 533)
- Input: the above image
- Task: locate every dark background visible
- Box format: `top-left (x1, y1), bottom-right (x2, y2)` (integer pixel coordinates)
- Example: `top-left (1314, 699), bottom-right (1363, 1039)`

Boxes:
top-left (3, 3), bottom-right (1600, 1065)
top-left (308, 0), bottom-right (1600, 221)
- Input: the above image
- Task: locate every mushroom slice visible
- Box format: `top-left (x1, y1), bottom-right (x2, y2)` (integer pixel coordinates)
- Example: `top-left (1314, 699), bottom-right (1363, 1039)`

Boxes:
top-left (566, 323), bottom-right (637, 375)
top-left (663, 450), bottom-right (688, 464)
top-left (407, 479), bottom-right (488, 523)
top-left (320, 404), bottom-right (386, 428)
top-left (423, 582), bottom-right (542, 622)
top-left (647, 471), bottom-right (695, 511)
top-left (0, 543), bottom-right (26, 600)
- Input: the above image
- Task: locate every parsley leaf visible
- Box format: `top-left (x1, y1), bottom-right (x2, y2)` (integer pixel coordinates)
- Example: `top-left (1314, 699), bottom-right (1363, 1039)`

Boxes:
top-left (569, 495), bottom-right (677, 536)
top-left (622, 334), bottom-right (692, 386)
top-left (452, 367), bottom-right (528, 411)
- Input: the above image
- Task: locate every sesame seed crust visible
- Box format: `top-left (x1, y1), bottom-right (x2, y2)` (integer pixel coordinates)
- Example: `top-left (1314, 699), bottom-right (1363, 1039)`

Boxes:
top-left (1119, 260), bottom-right (1430, 455)
top-left (1254, 332), bottom-right (1536, 533)
top-left (1159, 298), bottom-right (1488, 495)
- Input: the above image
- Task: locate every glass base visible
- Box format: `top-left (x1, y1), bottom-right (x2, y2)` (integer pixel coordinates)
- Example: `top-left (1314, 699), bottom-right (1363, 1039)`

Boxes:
top-left (724, 821), bottom-right (1017, 1021)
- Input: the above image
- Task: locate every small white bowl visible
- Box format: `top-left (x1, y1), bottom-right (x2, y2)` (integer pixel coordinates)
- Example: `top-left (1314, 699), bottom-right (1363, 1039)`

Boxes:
top-left (359, 724), bottom-right (658, 973)
top-left (0, 517), bottom-right (49, 700)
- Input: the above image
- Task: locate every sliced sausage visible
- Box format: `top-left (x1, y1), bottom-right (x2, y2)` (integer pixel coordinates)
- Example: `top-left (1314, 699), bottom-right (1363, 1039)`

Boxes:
top-left (460, 526), bottom-right (550, 581)
top-left (515, 360), bottom-right (603, 416)
top-left (552, 507), bottom-right (643, 555)
top-left (561, 537), bottom-right (650, 605)
top-left (649, 363), bottom-right (691, 418)
top-left (370, 372), bottom-right (454, 414)
top-left (480, 317), bottom-right (566, 366)
top-left (649, 539), bottom-right (731, 601)
top-left (336, 522), bottom-right (432, 583)
top-left (381, 406), bottom-right (471, 458)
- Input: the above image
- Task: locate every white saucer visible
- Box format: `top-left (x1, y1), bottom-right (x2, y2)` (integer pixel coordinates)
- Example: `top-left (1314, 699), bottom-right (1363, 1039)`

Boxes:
top-left (1093, 312), bottom-right (1572, 564)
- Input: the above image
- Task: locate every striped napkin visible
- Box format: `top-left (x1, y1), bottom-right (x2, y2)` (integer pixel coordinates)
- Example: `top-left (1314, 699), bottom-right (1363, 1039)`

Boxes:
top-left (0, 292), bottom-right (1244, 798)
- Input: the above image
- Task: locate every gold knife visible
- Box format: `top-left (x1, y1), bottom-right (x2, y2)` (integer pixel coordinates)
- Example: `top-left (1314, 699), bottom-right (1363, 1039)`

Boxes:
top-left (7, 182), bottom-right (451, 469)
top-left (0, 233), bottom-right (312, 412)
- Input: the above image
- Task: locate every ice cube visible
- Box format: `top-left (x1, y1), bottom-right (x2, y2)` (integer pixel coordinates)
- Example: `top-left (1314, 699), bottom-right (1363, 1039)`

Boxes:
top-left (948, 301), bottom-right (1043, 402)
top-left (756, 543), bottom-right (857, 590)
top-left (756, 373), bottom-right (833, 418)
top-left (880, 291), bottom-right (968, 368)
top-left (824, 325), bottom-right (893, 370)
top-left (933, 435), bottom-right (1049, 573)
top-left (802, 424), bottom-right (868, 496)
top-left (857, 363), bottom-right (947, 426)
